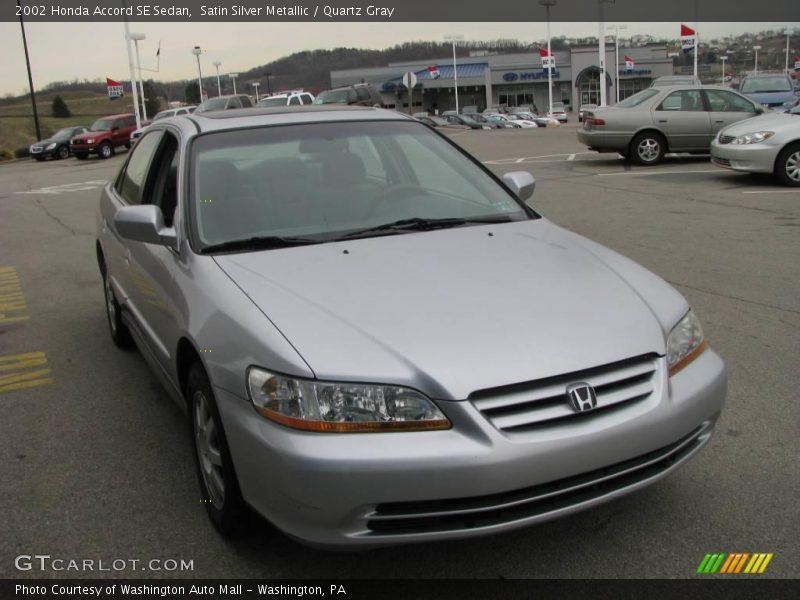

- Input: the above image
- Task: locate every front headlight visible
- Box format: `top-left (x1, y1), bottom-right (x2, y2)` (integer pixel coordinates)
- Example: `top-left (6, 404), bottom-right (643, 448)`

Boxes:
top-left (86, 138), bottom-right (95, 144)
top-left (667, 310), bottom-right (707, 376)
top-left (46, 143), bottom-right (57, 150)
top-left (730, 131), bottom-right (774, 145)
top-left (247, 368), bottom-right (451, 433)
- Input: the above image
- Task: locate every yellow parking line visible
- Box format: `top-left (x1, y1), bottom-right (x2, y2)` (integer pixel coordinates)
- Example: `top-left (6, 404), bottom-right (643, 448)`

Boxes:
top-left (0, 267), bottom-right (30, 326)
top-left (0, 352), bottom-right (53, 393)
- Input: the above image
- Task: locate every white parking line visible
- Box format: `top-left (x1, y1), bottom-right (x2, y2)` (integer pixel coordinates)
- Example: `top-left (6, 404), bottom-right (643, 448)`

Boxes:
top-left (483, 151), bottom-right (596, 165)
top-left (741, 189), bottom-right (800, 194)
top-left (14, 180), bottom-right (107, 195)
top-left (567, 154), bottom-right (576, 161)
top-left (597, 169), bottom-right (722, 177)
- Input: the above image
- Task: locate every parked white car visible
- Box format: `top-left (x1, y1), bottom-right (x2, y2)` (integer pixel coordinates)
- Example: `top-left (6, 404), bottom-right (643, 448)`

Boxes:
top-left (503, 114), bottom-right (539, 128)
top-left (257, 91), bottom-right (315, 107)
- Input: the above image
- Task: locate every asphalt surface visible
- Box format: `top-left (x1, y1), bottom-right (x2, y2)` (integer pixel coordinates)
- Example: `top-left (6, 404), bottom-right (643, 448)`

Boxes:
top-left (0, 124), bottom-right (798, 580)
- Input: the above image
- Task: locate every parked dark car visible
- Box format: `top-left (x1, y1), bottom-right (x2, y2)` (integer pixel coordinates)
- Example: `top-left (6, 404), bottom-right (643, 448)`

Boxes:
top-left (414, 115), bottom-right (452, 128)
top-left (71, 114), bottom-right (137, 159)
top-left (313, 83), bottom-right (384, 108)
top-left (442, 112), bottom-right (489, 130)
top-left (464, 113), bottom-right (505, 128)
top-left (29, 126), bottom-right (88, 160)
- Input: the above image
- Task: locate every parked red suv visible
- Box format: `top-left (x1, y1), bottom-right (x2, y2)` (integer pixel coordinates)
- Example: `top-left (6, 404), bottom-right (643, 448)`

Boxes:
top-left (70, 113), bottom-right (137, 159)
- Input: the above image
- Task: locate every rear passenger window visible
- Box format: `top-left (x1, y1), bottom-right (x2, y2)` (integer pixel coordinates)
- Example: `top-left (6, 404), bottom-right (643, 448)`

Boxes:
top-left (301, 94), bottom-right (313, 105)
top-left (227, 97), bottom-right (242, 109)
top-left (289, 96), bottom-right (301, 105)
top-left (658, 89), bottom-right (704, 112)
top-left (355, 87), bottom-right (371, 102)
top-left (116, 131), bottom-right (163, 204)
top-left (240, 96), bottom-right (253, 108)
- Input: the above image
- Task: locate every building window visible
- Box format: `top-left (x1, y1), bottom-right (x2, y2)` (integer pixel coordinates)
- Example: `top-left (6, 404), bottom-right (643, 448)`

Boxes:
top-left (618, 78), bottom-right (650, 101)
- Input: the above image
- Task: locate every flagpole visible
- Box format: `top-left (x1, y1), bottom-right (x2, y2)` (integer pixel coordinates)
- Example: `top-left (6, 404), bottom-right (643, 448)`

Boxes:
top-left (121, 0), bottom-right (141, 130)
top-left (693, 0), bottom-right (699, 80)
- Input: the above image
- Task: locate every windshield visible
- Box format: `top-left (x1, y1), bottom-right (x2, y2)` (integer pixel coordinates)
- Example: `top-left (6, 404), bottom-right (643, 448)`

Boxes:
top-left (741, 76), bottom-right (792, 94)
top-left (616, 89), bottom-right (659, 108)
top-left (89, 119), bottom-right (113, 131)
top-left (53, 127), bottom-right (77, 140)
top-left (190, 121), bottom-right (533, 251)
top-left (258, 97), bottom-right (289, 107)
top-left (198, 97), bottom-right (228, 112)
top-left (313, 90), bottom-right (353, 104)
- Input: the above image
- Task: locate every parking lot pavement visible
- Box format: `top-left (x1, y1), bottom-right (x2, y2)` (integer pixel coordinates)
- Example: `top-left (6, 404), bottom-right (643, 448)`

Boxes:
top-left (1, 129), bottom-right (798, 579)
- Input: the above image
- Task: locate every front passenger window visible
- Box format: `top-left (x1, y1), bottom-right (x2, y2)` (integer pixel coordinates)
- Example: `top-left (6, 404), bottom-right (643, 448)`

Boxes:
top-left (116, 131), bottom-right (163, 204)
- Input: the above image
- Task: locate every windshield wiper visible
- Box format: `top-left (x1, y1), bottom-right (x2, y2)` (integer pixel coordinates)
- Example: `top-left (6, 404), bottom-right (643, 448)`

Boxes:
top-left (200, 235), bottom-right (323, 254)
top-left (341, 216), bottom-right (510, 240)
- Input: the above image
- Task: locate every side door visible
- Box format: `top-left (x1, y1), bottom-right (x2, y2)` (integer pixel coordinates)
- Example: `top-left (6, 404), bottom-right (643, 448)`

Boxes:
top-left (704, 89), bottom-right (760, 139)
top-left (122, 130), bottom-right (183, 375)
top-left (110, 118), bottom-right (127, 146)
top-left (102, 130), bottom-right (164, 342)
top-left (652, 89), bottom-right (710, 151)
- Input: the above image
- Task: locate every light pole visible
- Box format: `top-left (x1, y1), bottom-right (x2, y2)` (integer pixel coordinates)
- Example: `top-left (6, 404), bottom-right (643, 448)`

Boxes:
top-left (192, 46), bottom-right (204, 102)
top-left (122, 5), bottom-right (142, 130)
top-left (251, 82), bottom-right (260, 103)
top-left (444, 34), bottom-right (464, 113)
top-left (16, 0), bottom-right (41, 140)
top-left (229, 73), bottom-right (238, 95)
top-left (539, 0), bottom-right (556, 115)
top-left (784, 29), bottom-right (792, 74)
top-left (598, 0), bottom-right (615, 108)
top-left (128, 32), bottom-right (147, 121)
top-left (213, 61), bottom-right (222, 96)
top-left (720, 55), bottom-right (728, 86)
top-left (265, 72), bottom-right (272, 95)
top-left (609, 24), bottom-right (627, 104)
top-left (753, 45), bottom-right (761, 74)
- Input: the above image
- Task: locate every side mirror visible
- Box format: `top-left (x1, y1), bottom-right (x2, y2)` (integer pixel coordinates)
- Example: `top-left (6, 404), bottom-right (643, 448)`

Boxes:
top-left (502, 171), bottom-right (536, 203)
top-left (754, 105), bottom-right (765, 114)
top-left (114, 205), bottom-right (177, 247)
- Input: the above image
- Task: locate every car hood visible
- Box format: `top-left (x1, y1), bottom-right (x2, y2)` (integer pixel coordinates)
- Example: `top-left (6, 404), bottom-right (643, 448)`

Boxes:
top-left (33, 137), bottom-right (59, 146)
top-left (743, 91), bottom-right (796, 105)
top-left (214, 220), bottom-right (684, 399)
top-left (72, 131), bottom-right (107, 141)
top-left (720, 111), bottom-right (800, 136)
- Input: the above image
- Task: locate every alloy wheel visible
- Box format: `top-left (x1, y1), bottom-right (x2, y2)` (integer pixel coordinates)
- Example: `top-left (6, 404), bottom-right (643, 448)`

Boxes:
top-left (194, 391), bottom-right (225, 510)
top-left (786, 151), bottom-right (800, 183)
top-left (637, 138), bottom-right (660, 163)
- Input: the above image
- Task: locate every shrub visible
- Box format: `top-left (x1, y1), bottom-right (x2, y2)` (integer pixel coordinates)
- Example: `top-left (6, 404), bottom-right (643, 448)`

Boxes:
top-left (0, 149), bottom-right (14, 161)
top-left (14, 147), bottom-right (31, 159)
top-left (52, 95), bottom-right (71, 118)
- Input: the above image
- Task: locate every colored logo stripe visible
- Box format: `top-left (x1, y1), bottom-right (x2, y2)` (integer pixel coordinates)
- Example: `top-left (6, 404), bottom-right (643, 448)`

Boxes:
top-left (697, 553), bottom-right (773, 574)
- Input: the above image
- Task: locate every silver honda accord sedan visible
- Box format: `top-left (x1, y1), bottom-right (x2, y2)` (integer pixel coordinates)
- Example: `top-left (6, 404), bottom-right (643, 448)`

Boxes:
top-left (96, 106), bottom-right (726, 548)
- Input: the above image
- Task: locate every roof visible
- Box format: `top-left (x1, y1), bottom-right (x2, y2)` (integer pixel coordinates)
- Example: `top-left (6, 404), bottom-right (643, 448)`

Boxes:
top-left (98, 113), bottom-right (134, 119)
top-left (187, 106), bottom-right (411, 133)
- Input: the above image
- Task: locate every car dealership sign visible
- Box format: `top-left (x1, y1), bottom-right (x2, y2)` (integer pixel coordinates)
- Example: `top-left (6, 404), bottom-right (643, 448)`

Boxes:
top-left (502, 71), bottom-right (561, 82)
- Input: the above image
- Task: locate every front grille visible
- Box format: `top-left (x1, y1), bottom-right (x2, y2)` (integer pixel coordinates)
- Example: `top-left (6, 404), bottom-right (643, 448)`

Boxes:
top-left (30, 146), bottom-right (42, 153)
top-left (366, 423), bottom-right (709, 535)
top-left (718, 135), bottom-right (735, 144)
top-left (713, 157), bottom-right (732, 167)
top-left (471, 354), bottom-right (658, 432)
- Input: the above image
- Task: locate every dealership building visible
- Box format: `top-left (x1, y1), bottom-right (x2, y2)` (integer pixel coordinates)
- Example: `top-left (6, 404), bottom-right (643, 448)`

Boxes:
top-left (330, 44), bottom-right (673, 113)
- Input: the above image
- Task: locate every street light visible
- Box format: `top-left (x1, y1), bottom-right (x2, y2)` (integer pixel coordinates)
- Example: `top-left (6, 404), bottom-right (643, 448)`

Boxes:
top-left (16, 0), bottom-right (41, 140)
top-left (444, 34), bottom-right (464, 113)
top-left (128, 32), bottom-right (147, 121)
top-left (753, 45), bottom-right (761, 74)
top-left (265, 72), bottom-right (272, 95)
top-left (784, 29), bottom-right (792, 74)
top-left (720, 54), bottom-right (729, 86)
top-left (598, 0), bottom-right (615, 108)
top-left (539, 0), bottom-right (557, 115)
top-left (229, 73), bottom-right (238, 95)
top-left (212, 61), bottom-right (222, 96)
top-left (192, 46), bottom-right (204, 102)
top-left (608, 24), bottom-right (627, 104)
top-left (251, 82), bottom-right (260, 103)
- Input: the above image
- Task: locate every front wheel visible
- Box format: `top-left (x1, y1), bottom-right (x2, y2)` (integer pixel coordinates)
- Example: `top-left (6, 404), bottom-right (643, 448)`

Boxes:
top-left (102, 270), bottom-right (133, 348)
top-left (124, 142), bottom-right (132, 150)
top-left (188, 364), bottom-right (250, 536)
top-left (775, 143), bottom-right (800, 187)
top-left (630, 132), bottom-right (666, 166)
top-left (57, 145), bottom-right (70, 159)
top-left (98, 142), bottom-right (114, 159)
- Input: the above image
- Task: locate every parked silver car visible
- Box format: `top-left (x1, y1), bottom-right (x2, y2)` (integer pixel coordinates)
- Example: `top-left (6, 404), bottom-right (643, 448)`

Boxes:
top-left (97, 106), bottom-right (726, 548)
top-left (711, 104), bottom-right (800, 186)
top-left (578, 86), bottom-right (764, 165)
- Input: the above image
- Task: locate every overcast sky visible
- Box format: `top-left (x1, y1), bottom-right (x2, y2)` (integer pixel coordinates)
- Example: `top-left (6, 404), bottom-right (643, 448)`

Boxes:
top-left (1, 22), bottom-right (797, 96)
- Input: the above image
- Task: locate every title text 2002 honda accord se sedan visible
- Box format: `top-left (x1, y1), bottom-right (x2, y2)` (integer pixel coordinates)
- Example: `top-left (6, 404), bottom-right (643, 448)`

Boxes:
top-left (96, 106), bottom-right (726, 548)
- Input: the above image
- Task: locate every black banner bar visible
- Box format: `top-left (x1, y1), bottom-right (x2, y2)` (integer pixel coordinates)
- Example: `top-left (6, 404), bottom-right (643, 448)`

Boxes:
top-left (2, 0), bottom-right (799, 22)
top-left (3, 579), bottom-right (800, 600)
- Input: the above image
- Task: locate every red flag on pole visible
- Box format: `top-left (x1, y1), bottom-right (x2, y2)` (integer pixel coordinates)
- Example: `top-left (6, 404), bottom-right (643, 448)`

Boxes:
top-left (539, 48), bottom-right (555, 70)
top-left (106, 78), bottom-right (124, 99)
top-left (624, 55), bottom-right (635, 70)
top-left (680, 24), bottom-right (697, 55)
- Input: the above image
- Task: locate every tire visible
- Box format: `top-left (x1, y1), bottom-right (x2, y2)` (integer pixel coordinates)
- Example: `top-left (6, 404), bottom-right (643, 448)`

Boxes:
top-left (98, 142), bottom-right (114, 159)
top-left (188, 363), bottom-right (250, 536)
top-left (774, 143), bottom-right (800, 187)
top-left (630, 131), bottom-right (666, 166)
top-left (57, 145), bottom-right (70, 160)
top-left (102, 268), bottom-right (133, 348)
top-left (124, 142), bottom-right (132, 150)
top-left (75, 153), bottom-right (88, 160)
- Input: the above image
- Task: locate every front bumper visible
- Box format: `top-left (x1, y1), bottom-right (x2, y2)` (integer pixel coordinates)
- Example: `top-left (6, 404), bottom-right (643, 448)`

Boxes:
top-left (70, 143), bottom-right (98, 154)
top-left (217, 350), bottom-right (726, 548)
top-left (710, 139), bottom-right (779, 174)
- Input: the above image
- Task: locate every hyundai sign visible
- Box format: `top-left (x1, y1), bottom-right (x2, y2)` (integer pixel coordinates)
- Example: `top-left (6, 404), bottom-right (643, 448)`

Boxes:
top-left (502, 70), bottom-right (560, 82)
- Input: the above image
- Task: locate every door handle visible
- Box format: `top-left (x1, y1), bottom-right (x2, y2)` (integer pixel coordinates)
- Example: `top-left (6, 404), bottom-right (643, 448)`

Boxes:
top-left (657, 119), bottom-right (668, 123)
top-left (714, 120), bottom-right (725, 123)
